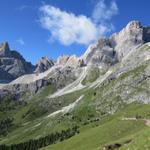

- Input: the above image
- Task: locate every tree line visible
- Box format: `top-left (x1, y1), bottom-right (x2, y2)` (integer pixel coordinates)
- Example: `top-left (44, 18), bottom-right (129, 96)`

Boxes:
top-left (0, 126), bottom-right (79, 150)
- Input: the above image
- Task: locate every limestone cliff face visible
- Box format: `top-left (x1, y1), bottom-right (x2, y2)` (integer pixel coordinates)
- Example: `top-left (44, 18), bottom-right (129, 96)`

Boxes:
top-left (56, 55), bottom-right (70, 65)
top-left (110, 21), bottom-right (143, 59)
top-left (82, 21), bottom-right (150, 65)
top-left (35, 57), bottom-right (54, 73)
top-left (82, 38), bottom-right (117, 67)
top-left (0, 42), bottom-right (11, 57)
top-left (110, 21), bottom-right (150, 59)
top-left (56, 55), bottom-right (85, 68)
top-left (0, 42), bottom-right (35, 82)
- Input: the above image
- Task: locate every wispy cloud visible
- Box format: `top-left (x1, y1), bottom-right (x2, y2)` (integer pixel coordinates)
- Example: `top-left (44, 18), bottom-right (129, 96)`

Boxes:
top-left (16, 5), bottom-right (31, 11)
top-left (39, 0), bottom-right (118, 46)
top-left (92, 0), bottom-right (118, 23)
top-left (16, 38), bottom-right (25, 45)
top-left (16, 5), bottom-right (37, 11)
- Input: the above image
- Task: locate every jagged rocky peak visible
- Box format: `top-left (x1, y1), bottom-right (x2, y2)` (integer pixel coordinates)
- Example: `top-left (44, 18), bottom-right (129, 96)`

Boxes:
top-left (0, 42), bottom-right (11, 57)
top-left (35, 56), bottom-right (54, 73)
top-left (56, 55), bottom-right (70, 65)
top-left (56, 54), bottom-right (85, 68)
top-left (0, 42), bottom-right (35, 82)
top-left (82, 20), bottom-right (150, 66)
top-left (126, 20), bottom-right (141, 29)
top-left (111, 21), bottom-right (142, 40)
top-left (66, 55), bottom-right (85, 68)
top-left (110, 20), bottom-right (150, 59)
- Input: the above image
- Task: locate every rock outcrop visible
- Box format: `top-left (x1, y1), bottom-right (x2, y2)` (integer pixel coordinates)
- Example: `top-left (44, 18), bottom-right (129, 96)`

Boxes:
top-left (56, 55), bottom-right (85, 68)
top-left (110, 21), bottom-right (150, 59)
top-left (0, 42), bottom-right (11, 57)
top-left (35, 57), bottom-right (54, 73)
top-left (82, 20), bottom-right (150, 65)
top-left (110, 21), bottom-right (143, 59)
top-left (0, 42), bottom-right (35, 82)
top-left (82, 38), bottom-right (118, 66)
top-left (56, 55), bottom-right (70, 65)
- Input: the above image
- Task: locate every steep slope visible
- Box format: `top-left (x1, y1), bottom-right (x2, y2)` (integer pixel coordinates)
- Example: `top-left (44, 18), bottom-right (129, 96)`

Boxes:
top-left (0, 21), bottom-right (150, 150)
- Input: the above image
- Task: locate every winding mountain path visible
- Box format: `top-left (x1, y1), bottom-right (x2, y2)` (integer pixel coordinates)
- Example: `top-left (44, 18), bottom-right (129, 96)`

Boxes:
top-left (121, 117), bottom-right (150, 127)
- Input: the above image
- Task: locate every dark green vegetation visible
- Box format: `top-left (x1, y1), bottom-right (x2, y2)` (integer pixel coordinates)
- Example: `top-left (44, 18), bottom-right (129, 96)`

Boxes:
top-left (0, 118), bottom-right (14, 137)
top-left (0, 126), bottom-right (79, 150)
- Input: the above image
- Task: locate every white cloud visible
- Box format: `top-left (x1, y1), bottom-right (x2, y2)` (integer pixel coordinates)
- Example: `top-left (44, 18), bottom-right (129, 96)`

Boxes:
top-left (16, 38), bottom-right (25, 45)
top-left (39, 0), bottom-right (118, 46)
top-left (92, 0), bottom-right (118, 23)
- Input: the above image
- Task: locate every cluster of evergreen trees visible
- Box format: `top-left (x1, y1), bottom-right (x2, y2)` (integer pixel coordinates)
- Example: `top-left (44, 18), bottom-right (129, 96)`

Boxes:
top-left (0, 126), bottom-right (79, 150)
top-left (0, 118), bottom-right (13, 137)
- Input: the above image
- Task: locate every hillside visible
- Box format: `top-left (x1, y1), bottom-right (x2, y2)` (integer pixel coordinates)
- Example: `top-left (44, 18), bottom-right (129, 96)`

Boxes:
top-left (0, 21), bottom-right (149, 150)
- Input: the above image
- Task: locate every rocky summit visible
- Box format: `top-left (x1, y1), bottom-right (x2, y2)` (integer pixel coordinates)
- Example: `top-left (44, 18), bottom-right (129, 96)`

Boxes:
top-left (0, 42), bottom-right (35, 82)
top-left (0, 21), bottom-right (150, 150)
top-left (110, 21), bottom-right (150, 59)
top-left (35, 57), bottom-right (54, 73)
top-left (83, 21), bottom-right (150, 65)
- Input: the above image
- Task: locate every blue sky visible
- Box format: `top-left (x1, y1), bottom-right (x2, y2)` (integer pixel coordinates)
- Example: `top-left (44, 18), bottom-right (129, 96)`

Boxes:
top-left (0, 0), bottom-right (150, 64)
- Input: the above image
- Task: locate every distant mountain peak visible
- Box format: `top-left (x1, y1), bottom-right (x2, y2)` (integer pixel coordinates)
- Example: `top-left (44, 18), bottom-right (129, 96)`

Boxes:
top-left (126, 20), bottom-right (141, 29)
top-left (0, 42), bottom-right (11, 57)
top-left (35, 56), bottom-right (54, 73)
top-left (0, 42), bottom-right (35, 81)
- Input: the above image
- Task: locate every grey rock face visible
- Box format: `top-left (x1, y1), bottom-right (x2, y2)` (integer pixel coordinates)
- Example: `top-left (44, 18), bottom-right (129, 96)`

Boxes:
top-left (0, 42), bottom-right (11, 57)
top-left (82, 21), bottom-right (150, 66)
top-left (110, 21), bottom-right (150, 60)
top-left (35, 57), bottom-right (54, 73)
top-left (0, 65), bottom-right (79, 95)
top-left (110, 21), bottom-right (143, 60)
top-left (56, 55), bottom-right (70, 65)
top-left (56, 55), bottom-right (85, 68)
top-left (65, 55), bottom-right (85, 68)
top-left (4, 79), bottom-right (50, 94)
top-left (82, 38), bottom-right (118, 66)
top-left (103, 42), bottom-right (150, 104)
top-left (143, 27), bottom-right (150, 42)
top-left (0, 42), bottom-right (35, 82)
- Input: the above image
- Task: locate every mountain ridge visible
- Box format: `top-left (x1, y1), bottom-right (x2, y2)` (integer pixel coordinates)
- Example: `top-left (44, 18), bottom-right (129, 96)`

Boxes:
top-left (0, 20), bottom-right (150, 94)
